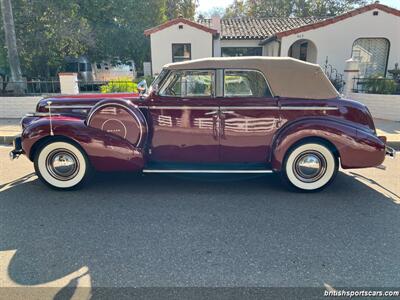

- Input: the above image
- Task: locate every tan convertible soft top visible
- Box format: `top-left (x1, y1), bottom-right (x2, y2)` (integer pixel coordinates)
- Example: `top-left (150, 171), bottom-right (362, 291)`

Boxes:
top-left (164, 57), bottom-right (339, 100)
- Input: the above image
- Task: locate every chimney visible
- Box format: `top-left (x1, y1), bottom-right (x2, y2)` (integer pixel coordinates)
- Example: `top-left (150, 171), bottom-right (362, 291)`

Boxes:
top-left (211, 16), bottom-right (221, 33)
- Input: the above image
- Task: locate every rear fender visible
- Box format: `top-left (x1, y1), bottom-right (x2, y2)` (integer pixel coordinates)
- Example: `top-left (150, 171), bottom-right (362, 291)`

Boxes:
top-left (22, 116), bottom-right (145, 172)
top-left (271, 118), bottom-right (385, 171)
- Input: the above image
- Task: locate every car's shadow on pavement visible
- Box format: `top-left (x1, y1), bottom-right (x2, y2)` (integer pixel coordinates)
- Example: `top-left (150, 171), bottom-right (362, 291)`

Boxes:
top-left (0, 171), bottom-right (399, 298)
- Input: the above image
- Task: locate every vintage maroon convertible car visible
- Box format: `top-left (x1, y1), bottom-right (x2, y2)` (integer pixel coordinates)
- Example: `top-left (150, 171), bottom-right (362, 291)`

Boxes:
top-left (10, 57), bottom-right (395, 191)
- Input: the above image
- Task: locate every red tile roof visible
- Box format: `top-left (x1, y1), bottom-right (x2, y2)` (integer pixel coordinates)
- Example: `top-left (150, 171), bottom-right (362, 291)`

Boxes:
top-left (275, 3), bottom-right (400, 38)
top-left (144, 18), bottom-right (218, 36)
top-left (199, 17), bottom-right (323, 40)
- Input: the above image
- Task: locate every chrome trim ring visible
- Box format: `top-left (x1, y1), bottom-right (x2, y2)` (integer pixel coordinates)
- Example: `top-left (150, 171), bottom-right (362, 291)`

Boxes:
top-left (45, 149), bottom-right (80, 181)
top-left (293, 151), bottom-right (327, 183)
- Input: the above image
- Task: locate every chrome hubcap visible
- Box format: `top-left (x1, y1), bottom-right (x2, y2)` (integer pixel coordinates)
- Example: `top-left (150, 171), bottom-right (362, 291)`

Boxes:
top-left (46, 149), bottom-right (79, 181)
top-left (293, 151), bottom-right (326, 183)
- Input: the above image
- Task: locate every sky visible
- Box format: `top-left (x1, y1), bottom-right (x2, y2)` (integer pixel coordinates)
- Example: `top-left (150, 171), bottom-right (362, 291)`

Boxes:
top-left (197, 0), bottom-right (400, 14)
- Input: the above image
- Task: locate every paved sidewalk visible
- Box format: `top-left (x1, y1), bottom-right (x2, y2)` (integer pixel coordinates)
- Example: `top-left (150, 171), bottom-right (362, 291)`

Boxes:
top-left (375, 119), bottom-right (400, 149)
top-left (1, 118), bottom-right (399, 149)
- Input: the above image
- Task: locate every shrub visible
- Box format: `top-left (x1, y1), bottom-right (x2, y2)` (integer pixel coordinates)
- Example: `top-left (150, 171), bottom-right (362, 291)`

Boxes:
top-left (363, 75), bottom-right (397, 95)
top-left (100, 77), bottom-right (138, 93)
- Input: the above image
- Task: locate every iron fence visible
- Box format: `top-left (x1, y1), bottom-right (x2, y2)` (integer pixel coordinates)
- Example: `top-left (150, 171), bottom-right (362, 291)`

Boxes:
top-left (324, 58), bottom-right (345, 93)
top-left (0, 80), bottom-right (60, 95)
top-left (0, 79), bottom-right (137, 95)
top-left (77, 80), bottom-right (136, 93)
top-left (352, 77), bottom-right (400, 94)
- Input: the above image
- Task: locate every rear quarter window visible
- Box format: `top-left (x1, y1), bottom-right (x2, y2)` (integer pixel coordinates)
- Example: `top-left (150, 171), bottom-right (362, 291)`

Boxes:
top-left (224, 70), bottom-right (272, 97)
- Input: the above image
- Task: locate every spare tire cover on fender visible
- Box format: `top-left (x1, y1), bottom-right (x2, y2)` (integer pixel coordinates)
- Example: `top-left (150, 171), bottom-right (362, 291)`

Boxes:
top-left (87, 99), bottom-right (148, 148)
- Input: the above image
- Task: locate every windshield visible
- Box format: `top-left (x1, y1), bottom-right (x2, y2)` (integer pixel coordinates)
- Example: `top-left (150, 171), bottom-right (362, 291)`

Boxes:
top-left (150, 69), bottom-right (169, 93)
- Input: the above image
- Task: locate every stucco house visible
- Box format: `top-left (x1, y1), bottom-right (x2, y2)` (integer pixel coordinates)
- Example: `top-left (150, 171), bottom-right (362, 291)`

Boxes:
top-left (144, 2), bottom-right (400, 81)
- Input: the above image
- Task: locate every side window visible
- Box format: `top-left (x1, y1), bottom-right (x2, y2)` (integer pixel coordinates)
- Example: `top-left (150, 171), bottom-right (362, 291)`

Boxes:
top-left (160, 70), bottom-right (215, 97)
top-left (224, 70), bottom-right (272, 97)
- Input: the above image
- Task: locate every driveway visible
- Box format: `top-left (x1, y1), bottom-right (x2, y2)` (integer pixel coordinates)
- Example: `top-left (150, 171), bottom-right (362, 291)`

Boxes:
top-left (0, 146), bottom-right (399, 299)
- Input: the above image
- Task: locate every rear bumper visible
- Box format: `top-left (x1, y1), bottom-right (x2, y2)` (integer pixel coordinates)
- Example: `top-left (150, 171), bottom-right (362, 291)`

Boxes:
top-left (378, 135), bottom-right (396, 158)
top-left (385, 145), bottom-right (396, 158)
top-left (9, 136), bottom-right (23, 160)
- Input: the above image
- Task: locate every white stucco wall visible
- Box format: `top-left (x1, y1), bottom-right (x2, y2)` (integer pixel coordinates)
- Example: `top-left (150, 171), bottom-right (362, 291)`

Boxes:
top-left (264, 41), bottom-right (280, 56)
top-left (0, 96), bottom-right (42, 118)
top-left (150, 23), bottom-right (213, 75)
top-left (280, 8), bottom-right (400, 75)
top-left (348, 92), bottom-right (400, 121)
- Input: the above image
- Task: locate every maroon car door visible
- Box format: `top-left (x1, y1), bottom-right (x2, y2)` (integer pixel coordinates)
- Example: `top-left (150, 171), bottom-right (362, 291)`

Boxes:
top-left (147, 70), bottom-right (220, 163)
top-left (219, 69), bottom-right (280, 163)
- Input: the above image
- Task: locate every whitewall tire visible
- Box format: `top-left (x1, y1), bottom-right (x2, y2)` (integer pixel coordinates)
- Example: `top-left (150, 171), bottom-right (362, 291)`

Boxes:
top-left (281, 142), bottom-right (338, 192)
top-left (34, 140), bottom-right (91, 190)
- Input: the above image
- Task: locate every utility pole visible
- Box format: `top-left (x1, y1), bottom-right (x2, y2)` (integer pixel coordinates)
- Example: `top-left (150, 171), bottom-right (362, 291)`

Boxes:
top-left (0, 0), bottom-right (24, 94)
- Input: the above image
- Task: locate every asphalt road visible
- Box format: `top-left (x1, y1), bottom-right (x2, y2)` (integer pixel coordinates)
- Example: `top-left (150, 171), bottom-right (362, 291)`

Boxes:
top-left (0, 146), bottom-right (399, 299)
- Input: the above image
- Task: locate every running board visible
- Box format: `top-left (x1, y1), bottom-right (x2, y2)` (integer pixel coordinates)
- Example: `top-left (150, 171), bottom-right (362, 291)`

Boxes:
top-left (142, 169), bottom-right (273, 174)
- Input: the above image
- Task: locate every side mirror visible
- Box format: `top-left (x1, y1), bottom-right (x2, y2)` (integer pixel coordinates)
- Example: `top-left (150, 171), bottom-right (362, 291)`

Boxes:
top-left (151, 84), bottom-right (159, 95)
top-left (137, 79), bottom-right (148, 96)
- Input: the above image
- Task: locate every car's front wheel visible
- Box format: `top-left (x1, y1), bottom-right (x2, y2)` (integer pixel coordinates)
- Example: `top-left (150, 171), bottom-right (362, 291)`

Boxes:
top-left (281, 142), bottom-right (338, 192)
top-left (34, 140), bottom-right (92, 190)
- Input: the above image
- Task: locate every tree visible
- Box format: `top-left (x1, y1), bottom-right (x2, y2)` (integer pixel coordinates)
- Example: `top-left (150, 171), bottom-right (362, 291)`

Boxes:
top-left (247, 0), bottom-right (294, 17)
top-left (224, 0), bottom-right (247, 18)
top-left (0, 0), bottom-right (23, 93)
top-left (165, 0), bottom-right (198, 19)
top-left (10, 0), bottom-right (94, 78)
top-left (226, 0), bottom-right (368, 18)
top-left (78, 0), bottom-right (166, 70)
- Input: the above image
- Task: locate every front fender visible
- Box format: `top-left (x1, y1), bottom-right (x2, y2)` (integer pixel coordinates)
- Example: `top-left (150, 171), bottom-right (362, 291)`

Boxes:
top-left (271, 118), bottom-right (385, 171)
top-left (21, 116), bottom-right (145, 172)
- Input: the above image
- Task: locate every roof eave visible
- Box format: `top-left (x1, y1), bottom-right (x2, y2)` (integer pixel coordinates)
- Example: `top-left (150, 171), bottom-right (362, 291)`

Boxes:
top-left (259, 35), bottom-right (278, 45)
top-left (275, 3), bottom-right (400, 38)
top-left (144, 17), bottom-right (218, 36)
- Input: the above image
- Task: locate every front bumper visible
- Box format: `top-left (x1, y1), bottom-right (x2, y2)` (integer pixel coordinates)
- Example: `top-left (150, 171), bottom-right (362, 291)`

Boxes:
top-left (9, 136), bottom-right (23, 160)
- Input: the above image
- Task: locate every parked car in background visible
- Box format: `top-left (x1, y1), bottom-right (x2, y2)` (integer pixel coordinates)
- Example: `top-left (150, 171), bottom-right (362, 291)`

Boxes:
top-left (10, 57), bottom-right (395, 191)
top-left (65, 57), bottom-right (137, 82)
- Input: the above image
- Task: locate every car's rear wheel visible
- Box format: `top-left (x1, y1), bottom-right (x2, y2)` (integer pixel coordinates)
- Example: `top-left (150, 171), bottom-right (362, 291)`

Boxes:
top-left (34, 140), bottom-right (92, 190)
top-left (281, 142), bottom-right (338, 192)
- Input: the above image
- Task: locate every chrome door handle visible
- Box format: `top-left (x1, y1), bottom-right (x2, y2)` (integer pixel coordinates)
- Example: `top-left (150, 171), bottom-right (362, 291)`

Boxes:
top-left (205, 110), bottom-right (219, 116)
top-left (212, 115), bottom-right (218, 140)
top-left (221, 110), bottom-right (235, 115)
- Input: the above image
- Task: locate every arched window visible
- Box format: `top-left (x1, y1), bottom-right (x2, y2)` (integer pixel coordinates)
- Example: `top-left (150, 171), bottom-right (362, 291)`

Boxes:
top-left (352, 38), bottom-right (390, 77)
